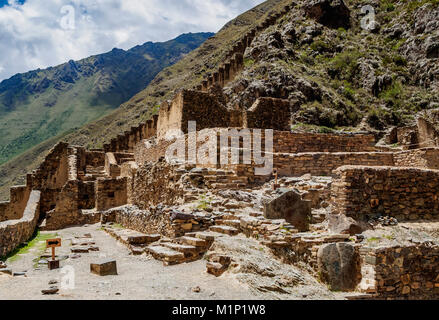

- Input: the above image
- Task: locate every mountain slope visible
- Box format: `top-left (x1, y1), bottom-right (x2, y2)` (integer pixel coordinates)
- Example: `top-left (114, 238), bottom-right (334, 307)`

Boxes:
top-left (0, 0), bottom-right (292, 200)
top-left (0, 32), bottom-right (213, 165)
top-left (2, 0), bottom-right (438, 200)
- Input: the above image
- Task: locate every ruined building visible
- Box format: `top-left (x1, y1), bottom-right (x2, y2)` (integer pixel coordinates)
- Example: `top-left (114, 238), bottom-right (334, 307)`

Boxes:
top-left (1, 1), bottom-right (439, 299)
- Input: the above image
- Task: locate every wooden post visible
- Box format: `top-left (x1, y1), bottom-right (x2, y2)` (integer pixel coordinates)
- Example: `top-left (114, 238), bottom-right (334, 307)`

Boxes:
top-left (46, 238), bottom-right (62, 270)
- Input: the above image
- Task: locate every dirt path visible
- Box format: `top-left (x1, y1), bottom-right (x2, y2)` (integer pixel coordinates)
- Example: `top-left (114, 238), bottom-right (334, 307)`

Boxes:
top-left (0, 223), bottom-right (346, 300)
top-left (0, 224), bottom-right (265, 300)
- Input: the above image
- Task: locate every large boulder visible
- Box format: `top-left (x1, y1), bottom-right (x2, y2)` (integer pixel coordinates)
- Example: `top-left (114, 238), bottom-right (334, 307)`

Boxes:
top-left (317, 243), bottom-right (361, 291)
top-left (304, 0), bottom-right (351, 29)
top-left (263, 189), bottom-right (311, 232)
top-left (328, 214), bottom-right (369, 236)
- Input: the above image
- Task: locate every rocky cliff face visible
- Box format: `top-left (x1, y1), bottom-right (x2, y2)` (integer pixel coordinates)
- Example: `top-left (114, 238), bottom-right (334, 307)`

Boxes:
top-left (221, 0), bottom-right (439, 134)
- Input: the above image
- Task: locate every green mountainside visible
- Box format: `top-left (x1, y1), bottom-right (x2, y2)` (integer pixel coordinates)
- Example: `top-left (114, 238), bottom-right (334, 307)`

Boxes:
top-left (0, 32), bottom-right (213, 165)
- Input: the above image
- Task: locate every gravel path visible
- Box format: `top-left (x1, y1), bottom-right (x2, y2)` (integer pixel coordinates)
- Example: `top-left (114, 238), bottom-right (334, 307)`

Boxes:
top-left (0, 223), bottom-right (345, 300)
top-left (0, 224), bottom-right (262, 300)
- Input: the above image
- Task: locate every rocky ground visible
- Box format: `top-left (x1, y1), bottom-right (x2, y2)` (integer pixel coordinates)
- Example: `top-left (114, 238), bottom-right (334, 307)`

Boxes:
top-left (0, 224), bottom-right (345, 300)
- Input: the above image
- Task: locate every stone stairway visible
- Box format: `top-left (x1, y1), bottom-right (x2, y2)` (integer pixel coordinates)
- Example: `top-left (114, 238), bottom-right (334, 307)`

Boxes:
top-left (203, 169), bottom-right (249, 190)
top-left (119, 156), bottom-right (135, 164)
top-left (84, 165), bottom-right (107, 180)
top-left (103, 224), bottom-right (161, 255)
top-left (147, 233), bottom-right (215, 266)
top-left (209, 225), bottom-right (240, 236)
top-left (103, 224), bottom-right (217, 265)
top-left (312, 211), bottom-right (326, 224)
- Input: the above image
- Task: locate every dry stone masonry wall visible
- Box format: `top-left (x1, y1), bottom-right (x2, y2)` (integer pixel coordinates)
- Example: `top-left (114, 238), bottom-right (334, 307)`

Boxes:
top-left (0, 191), bottom-right (41, 257)
top-left (331, 166), bottom-right (439, 221)
top-left (359, 244), bottom-right (439, 299)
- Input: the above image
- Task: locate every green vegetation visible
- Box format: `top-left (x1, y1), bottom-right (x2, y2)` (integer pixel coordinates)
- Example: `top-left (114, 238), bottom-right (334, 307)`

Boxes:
top-left (367, 237), bottom-right (382, 243)
top-left (329, 50), bottom-right (362, 82)
top-left (151, 105), bottom-right (161, 115)
top-left (380, 81), bottom-right (404, 106)
top-left (2, 230), bottom-right (58, 262)
top-left (310, 40), bottom-right (331, 53)
top-left (196, 194), bottom-right (213, 211)
top-left (244, 58), bottom-right (255, 68)
top-left (291, 122), bottom-right (336, 134)
top-left (381, 0), bottom-right (396, 12)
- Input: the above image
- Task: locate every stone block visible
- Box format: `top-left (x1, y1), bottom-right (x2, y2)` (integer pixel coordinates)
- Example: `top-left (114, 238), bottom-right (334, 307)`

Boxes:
top-left (48, 260), bottom-right (60, 270)
top-left (0, 268), bottom-right (12, 275)
top-left (317, 243), bottom-right (361, 292)
top-left (42, 286), bottom-right (59, 295)
top-left (207, 262), bottom-right (226, 277)
top-left (263, 189), bottom-right (312, 232)
top-left (90, 260), bottom-right (118, 276)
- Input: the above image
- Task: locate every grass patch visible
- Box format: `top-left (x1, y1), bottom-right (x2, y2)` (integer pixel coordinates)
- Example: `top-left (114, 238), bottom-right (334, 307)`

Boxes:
top-left (367, 237), bottom-right (382, 243)
top-left (380, 81), bottom-right (404, 106)
top-left (196, 194), bottom-right (213, 211)
top-left (244, 58), bottom-right (255, 68)
top-left (2, 230), bottom-right (58, 263)
top-left (328, 49), bottom-right (362, 82)
top-left (291, 122), bottom-right (336, 134)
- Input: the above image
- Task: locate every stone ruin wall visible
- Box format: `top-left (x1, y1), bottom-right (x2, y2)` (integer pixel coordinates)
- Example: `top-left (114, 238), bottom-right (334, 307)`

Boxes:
top-left (195, 3), bottom-right (294, 93)
top-left (359, 244), bottom-right (439, 299)
top-left (101, 205), bottom-right (213, 239)
top-left (22, 142), bottom-right (127, 232)
top-left (131, 159), bottom-right (184, 209)
top-left (393, 148), bottom-right (439, 169)
top-left (387, 117), bottom-right (439, 150)
top-left (273, 148), bottom-right (439, 178)
top-left (101, 206), bottom-right (177, 238)
top-left (43, 145), bottom-right (105, 230)
top-left (273, 152), bottom-right (395, 178)
top-left (0, 183), bottom-right (32, 222)
top-left (156, 90), bottom-right (232, 140)
top-left (417, 117), bottom-right (439, 148)
top-left (135, 128), bottom-right (378, 166)
top-left (32, 142), bottom-right (70, 216)
top-left (119, 161), bottom-right (138, 206)
top-left (103, 115), bottom-right (158, 154)
top-left (95, 178), bottom-right (128, 212)
top-left (104, 151), bottom-right (135, 178)
top-left (0, 190), bottom-right (41, 258)
top-left (155, 90), bottom-right (298, 142)
top-left (245, 98), bottom-right (292, 131)
top-left (331, 165), bottom-right (439, 222)
top-left (135, 139), bottom-right (175, 165)
top-left (0, 138), bottom-right (63, 256)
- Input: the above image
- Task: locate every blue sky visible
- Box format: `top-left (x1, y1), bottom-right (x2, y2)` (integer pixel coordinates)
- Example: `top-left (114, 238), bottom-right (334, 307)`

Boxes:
top-left (0, 0), bottom-right (264, 81)
top-left (0, 0), bottom-right (25, 7)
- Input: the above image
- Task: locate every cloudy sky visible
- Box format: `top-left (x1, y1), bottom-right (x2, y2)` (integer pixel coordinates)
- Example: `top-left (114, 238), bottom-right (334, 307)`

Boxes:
top-left (0, 0), bottom-right (264, 81)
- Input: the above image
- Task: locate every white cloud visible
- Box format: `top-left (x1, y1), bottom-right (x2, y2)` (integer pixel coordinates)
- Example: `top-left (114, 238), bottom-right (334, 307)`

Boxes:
top-left (0, 0), bottom-right (264, 81)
